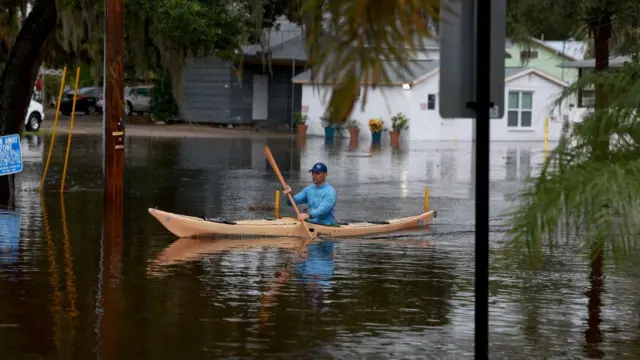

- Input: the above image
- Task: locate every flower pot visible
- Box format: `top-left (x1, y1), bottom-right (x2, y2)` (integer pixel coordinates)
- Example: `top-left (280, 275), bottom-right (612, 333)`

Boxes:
top-left (324, 127), bottom-right (335, 144)
top-left (371, 131), bottom-right (382, 144)
top-left (324, 126), bottom-right (335, 138)
top-left (348, 127), bottom-right (360, 140)
top-left (297, 124), bottom-right (308, 137)
top-left (390, 131), bottom-right (400, 147)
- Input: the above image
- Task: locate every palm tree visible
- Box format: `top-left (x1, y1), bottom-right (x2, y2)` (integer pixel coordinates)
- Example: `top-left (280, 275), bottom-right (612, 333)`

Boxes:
top-left (504, 55), bottom-right (640, 264)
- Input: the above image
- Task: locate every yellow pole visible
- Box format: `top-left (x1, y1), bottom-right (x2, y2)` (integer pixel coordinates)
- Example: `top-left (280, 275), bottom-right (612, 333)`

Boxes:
top-left (424, 187), bottom-right (429, 212)
top-left (40, 66), bottom-right (68, 195)
top-left (543, 117), bottom-right (549, 159)
top-left (275, 190), bottom-right (280, 217)
top-left (60, 67), bottom-right (81, 192)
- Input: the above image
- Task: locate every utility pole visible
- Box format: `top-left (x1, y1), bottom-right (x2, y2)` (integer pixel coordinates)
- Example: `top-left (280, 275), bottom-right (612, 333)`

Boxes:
top-left (103, 0), bottom-right (125, 243)
top-left (100, 0), bottom-right (125, 357)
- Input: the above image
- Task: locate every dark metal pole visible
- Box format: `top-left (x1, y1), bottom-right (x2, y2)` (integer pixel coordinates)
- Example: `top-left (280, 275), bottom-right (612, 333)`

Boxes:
top-left (474, 0), bottom-right (491, 359)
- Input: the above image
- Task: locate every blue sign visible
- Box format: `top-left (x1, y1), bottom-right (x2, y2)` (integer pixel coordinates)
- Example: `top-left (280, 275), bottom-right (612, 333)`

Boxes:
top-left (0, 134), bottom-right (23, 176)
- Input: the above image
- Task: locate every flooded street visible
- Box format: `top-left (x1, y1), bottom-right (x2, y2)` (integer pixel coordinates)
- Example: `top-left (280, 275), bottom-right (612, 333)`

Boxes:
top-left (1, 133), bottom-right (640, 359)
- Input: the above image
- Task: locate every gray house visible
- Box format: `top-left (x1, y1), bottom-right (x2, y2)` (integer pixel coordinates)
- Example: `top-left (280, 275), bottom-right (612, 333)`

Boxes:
top-left (179, 20), bottom-right (308, 128)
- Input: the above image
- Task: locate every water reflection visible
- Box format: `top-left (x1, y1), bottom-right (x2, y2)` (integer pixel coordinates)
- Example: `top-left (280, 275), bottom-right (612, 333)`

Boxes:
top-left (2, 133), bottom-right (640, 358)
top-left (0, 210), bottom-right (20, 265)
top-left (505, 146), bottom-right (533, 181)
top-left (584, 252), bottom-right (605, 359)
top-left (294, 241), bottom-right (335, 311)
top-left (148, 237), bottom-right (304, 273)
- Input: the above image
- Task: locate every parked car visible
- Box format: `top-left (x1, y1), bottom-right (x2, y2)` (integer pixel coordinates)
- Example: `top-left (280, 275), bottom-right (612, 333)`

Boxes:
top-left (25, 99), bottom-right (45, 131)
top-left (59, 86), bottom-right (102, 116)
top-left (96, 85), bottom-right (152, 116)
top-left (125, 85), bottom-right (152, 115)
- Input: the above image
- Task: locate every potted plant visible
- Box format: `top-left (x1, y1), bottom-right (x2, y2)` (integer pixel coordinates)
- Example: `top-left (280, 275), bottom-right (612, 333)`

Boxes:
top-left (368, 117), bottom-right (383, 144)
top-left (295, 112), bottom-right (308, 137)
top-left (346, 118), bottom-right (360, 140)
top-left (321, 115), bottom-right (335, 141)
top-left (390, 112), bottom-right (409, 146)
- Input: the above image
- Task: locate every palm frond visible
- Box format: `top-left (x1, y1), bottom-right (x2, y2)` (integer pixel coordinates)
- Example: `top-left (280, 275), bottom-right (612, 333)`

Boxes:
top-left (301, 0), bottom-right (439, 123)
top-left (504, 54), bottom-right (640, 268)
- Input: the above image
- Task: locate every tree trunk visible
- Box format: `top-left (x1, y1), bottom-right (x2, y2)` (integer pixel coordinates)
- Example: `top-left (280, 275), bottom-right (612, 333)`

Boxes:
top-left (584, 10), bottom-right (610, 358)
top-left (588, 9), bottom-right (611, 160)
top-left (0, 0), bottom-right (58, 207)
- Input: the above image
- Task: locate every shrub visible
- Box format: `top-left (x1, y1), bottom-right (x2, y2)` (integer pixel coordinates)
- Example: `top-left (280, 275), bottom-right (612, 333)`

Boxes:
top-left (391, 112), bottom-right (409, 132)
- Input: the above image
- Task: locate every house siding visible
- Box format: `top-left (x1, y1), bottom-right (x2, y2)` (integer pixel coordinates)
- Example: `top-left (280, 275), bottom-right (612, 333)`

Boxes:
top-left (180, 57), bottom-right (232, 124)
top-left (181, 59), bottom-right (305, 126)
top-left (505, 43), bottom-right (579, 83)
top-left (301, 84), bottom-right (412, 143)
top-left (266, 65), bottom-right (305, 128)
top-left (229, 65), bottom-right (255, 124)
top-left (408, 71), bottom-right (568, 141)
top-left (300, 69), bottom-right (570, 142)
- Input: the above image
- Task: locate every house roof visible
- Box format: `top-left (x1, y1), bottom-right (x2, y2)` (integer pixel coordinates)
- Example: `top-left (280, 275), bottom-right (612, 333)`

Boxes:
top-left (505, 37), bottom-right (583, 61)
top-left (557, 56), bottom-right (631, 68)
top-left (242, 18), bottom-right (303, 55)
top-left (528, 38), bottom-right (580, 61)
top-left (268, 35), bottom-right (307, 61)
top-left (542, 40), bottom-right (587, 60)
top-left (291, 60), bottom-right (440, 85)
top-left (504, 67), bottom-right (569, 87)
top-left (241, 17), bottom-right (440, 62)
top-left (293, 63), bottom-right (568, 88)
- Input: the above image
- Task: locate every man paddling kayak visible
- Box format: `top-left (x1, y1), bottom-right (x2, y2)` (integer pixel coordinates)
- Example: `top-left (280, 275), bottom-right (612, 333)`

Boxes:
top-left (283, 162), bottom-right (337, 225)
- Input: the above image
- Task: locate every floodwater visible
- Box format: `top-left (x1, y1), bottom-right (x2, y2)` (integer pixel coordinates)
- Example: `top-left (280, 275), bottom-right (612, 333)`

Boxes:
top-left (1, 132), bottom-right (640, 359)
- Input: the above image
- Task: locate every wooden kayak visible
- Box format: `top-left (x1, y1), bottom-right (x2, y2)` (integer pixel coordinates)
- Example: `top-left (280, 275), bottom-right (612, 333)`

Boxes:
top-left (148, 208), bottom-right (436, 239)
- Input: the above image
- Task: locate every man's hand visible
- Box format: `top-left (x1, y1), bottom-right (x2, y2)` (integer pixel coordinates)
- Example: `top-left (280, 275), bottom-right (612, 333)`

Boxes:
top-left (298, 212), bottom-right (309, 221)
top-left (282, 184), bottom-right (292, 195)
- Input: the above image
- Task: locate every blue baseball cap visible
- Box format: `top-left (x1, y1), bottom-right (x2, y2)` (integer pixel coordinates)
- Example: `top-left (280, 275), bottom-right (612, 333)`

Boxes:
top-left (309, 162), bottom-right (328, 173)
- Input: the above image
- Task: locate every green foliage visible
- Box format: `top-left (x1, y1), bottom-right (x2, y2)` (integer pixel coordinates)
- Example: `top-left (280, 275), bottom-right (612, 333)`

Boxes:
top-left (504, 53), bottom-right (640, 268)
top-left (506, 0), bottom-right (640, 57)
top-left (320, 115), bottom-right (331, 128)
top-left (150, 72), bottom-right (179, 123)
top-left (346, 118), bottom-right (359, 129)
top-left (33, 0), bottom-right (298, 103)
top-left (390, 112), bottom-right (409, 132)
top-left (294, 112), bottom-right (308, 124)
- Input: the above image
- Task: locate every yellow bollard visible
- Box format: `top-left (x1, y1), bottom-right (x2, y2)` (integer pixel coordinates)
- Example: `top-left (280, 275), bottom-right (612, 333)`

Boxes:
top-left (424, 188), bottom-right (429, 212)
top-left (40, 65), bottom-right (68, 196)
top-left (275, 190), bottom-right (280, 217)
top-left (60, 67), bottom-right (81, 193)
top-left (544, 118), bottom-right (549, 159)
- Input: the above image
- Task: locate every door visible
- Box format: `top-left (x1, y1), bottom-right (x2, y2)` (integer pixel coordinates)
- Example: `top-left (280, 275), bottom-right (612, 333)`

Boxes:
top-left (252, 75), bottom-right (269, 121)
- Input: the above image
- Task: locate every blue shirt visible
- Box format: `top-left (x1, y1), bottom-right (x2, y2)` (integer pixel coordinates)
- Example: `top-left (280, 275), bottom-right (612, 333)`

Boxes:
top-left (287, 182), bottom-right (337, 225)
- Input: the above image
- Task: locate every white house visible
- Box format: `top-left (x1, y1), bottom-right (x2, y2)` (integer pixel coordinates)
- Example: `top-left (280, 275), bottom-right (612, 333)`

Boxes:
top-left (293, 61), bottom-right (572, 142)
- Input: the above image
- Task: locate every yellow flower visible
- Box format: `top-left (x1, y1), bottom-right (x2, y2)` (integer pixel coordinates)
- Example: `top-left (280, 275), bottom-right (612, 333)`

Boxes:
top-left (368, 117), bottom-right (383, 132)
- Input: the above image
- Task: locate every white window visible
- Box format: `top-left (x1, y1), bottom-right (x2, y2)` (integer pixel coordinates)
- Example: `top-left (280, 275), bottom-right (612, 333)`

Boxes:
top-left (507, 91), bottom-right (533, 128)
